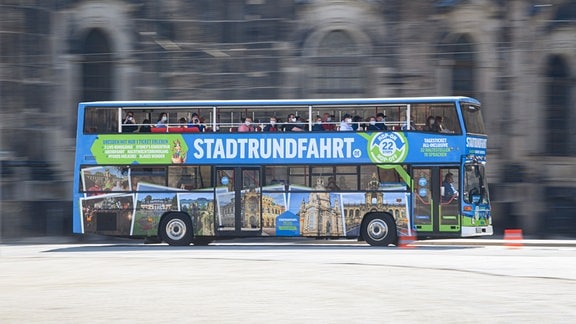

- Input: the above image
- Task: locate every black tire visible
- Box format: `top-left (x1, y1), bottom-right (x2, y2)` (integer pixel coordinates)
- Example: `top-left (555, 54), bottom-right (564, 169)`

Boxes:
top-left (159, 213), bottom-right (193, 246)
top-left (361, 214), bottom-right (397, 247)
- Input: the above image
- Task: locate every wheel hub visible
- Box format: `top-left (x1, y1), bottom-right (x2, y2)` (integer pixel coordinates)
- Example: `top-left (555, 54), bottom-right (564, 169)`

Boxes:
top-left (367, 219), bottom-right (389, 241)
top-left (166, 219), bottom-right (187, 241)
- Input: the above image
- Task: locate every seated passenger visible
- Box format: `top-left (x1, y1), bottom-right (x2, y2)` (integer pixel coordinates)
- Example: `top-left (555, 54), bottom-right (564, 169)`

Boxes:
top-left (339, 114), bottom-right (354, 131)
top-left (139, 119), bottom-right (151, 132)
top-left (312, 116), bottom-right (325, 131)
top-left (188, 115), bottom-right (205, 132)
top-left (442, 172), bottom-right (459, 202)
top-left (283, 114), bottom-right (304, 132)
top-left (366, 116), bottom-right (379, 131)
top-left (352, 115), bottom-right (364, 131)
top-left (122, 111), bottom-right (138, 133)
top-left (238, 117), bottom-right (255, 132)
top-left (263, 117), bottom-right (279, 132)
top-left (435, 116), bottom-right (453, 133)
top-left (155, 112), bottom-right (168, 128)
top-left (322, 113), bottom-right (336, 131)
top-left (178, 117), bottom-right (188, 128)
top-left (375, 112), bottom-right (387, 131)
top-left (423, 116), bottom-right (436, 132)
top-left (400, 116), bottom-right (416, 130)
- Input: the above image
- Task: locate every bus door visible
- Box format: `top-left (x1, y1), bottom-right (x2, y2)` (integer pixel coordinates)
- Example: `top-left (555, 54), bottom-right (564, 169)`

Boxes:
top-left (215, 167), bottom-right (262, 235)
top-left (413, 166), bottom-right (461, 236)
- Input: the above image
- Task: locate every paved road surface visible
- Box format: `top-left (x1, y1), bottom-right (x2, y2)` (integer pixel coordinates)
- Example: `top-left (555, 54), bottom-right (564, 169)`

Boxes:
top-left (1, 241), bottom-right (575, 323)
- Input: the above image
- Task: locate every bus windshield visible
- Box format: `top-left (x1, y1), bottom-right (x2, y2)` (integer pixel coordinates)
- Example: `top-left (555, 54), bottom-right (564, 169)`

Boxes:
top-left (463, 163), bottom-right (490, 205)
top-left (461, 104), bottom-right (486, 135)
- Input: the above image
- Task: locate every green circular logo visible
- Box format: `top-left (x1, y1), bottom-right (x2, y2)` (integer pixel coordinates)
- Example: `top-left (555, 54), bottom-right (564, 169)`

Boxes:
top-left (368, 132), bottom-right (408, 163)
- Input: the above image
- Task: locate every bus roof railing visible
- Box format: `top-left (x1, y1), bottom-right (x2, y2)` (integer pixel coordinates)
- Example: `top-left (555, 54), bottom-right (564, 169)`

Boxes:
top-left (79, 96), bottom-right (480, 108)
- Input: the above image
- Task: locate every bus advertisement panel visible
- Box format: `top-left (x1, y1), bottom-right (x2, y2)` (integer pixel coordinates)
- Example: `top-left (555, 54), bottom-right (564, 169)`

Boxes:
top-left (77, 131), bottom-right (483, 166)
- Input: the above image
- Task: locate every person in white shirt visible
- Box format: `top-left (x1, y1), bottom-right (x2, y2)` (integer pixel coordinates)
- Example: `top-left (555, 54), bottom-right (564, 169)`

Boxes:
top-left (339, 114), bottom-right (354, 131)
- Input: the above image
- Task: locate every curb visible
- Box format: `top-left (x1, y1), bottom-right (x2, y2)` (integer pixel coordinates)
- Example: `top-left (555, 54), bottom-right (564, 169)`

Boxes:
top-left (413, 239), bottom-right (576, 247)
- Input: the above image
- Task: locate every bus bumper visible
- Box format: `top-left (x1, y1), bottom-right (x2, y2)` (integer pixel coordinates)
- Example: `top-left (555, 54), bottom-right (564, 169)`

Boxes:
top-left (461, 225), bottom-right (493, 237)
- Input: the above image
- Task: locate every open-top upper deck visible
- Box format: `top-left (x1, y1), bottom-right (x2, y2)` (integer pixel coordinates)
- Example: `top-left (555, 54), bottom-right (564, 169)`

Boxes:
top-left (75, 97), bottom-right (487, 167)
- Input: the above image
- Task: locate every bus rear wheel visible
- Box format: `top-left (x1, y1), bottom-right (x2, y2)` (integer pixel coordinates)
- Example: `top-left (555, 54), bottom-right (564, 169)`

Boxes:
top-left (361, 214), bottom-right (397, 247)
top-left (159, 213), bottom-right (193, 246)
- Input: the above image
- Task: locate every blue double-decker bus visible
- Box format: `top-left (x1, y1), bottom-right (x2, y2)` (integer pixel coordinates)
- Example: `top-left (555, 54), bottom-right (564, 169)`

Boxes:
top-left (73, 97), bottom-right (492, 246)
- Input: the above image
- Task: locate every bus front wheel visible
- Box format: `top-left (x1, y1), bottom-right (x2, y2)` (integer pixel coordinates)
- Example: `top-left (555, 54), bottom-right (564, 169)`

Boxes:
top-left (361, 214), bottom-right (397, 247)
top-left (159, 213), bottom-right (193, 246)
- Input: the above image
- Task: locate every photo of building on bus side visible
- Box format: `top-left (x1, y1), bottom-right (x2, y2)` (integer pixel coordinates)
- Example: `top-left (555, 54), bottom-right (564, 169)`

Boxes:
top-left (72, 97), bottom-right (493, 246)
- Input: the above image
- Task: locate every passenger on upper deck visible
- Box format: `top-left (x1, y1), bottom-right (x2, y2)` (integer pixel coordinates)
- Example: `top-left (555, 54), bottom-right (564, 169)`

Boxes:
top-left (238, 117), bottom-right (255, 132)
top-left (155, 112), bottom-right (168, 128)
top-left (423, 116), bottom-right (436, 132)
top-left (283, 114), bottom-right (304, 132)
top-left (375, 112), bottom-right (387, 131)
top-left (312, 116), bottom-right (325, 131)
top-left (339, 114), bottom-right (354, 131)
top-left (400, 115), bottom-right (416, 130)
top-left (322, 113), bottom-right (336, 131)
top-left (263, 117), bottom-right (279, 132)
top-left (366, 116), bottom-right (379, 131)
top-left (139, 119), bottom-right (151, 132)
top-left (435, 116), bottom-right (452, 133)
top-left (188, 114), bottom-right (205, 132)
top-left (122, 111), bottom-right (138, 133)
top-left (178, 117), bottom-right (188, 128)
top-left (352, 115), bottom-right (364, 131)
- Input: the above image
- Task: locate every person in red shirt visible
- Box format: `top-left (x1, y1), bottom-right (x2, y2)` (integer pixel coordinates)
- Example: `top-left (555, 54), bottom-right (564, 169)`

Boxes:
top-left (322, 112), bottom-right (336, 131)
top-left (238, 117), bottom-right (255, 132)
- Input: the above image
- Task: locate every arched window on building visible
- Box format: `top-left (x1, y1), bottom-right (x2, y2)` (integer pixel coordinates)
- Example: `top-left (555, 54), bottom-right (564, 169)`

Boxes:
top-left (450, 34), bottom-right (476, 98)
top-left (82, 29), bottom-right (113, 101)
top-left (545, 55), bottom-right (571, 156)
top-left (309, 30), bottom-right (364, 98)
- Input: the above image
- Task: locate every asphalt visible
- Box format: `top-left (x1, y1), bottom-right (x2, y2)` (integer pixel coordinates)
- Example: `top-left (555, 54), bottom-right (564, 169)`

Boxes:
top-left (1, 234), bottom-right (576, 247)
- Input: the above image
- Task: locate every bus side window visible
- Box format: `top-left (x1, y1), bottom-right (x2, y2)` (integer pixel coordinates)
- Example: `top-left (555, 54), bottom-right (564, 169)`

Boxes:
top-left (130, 166), bottom-right (167, 190)
top-left (84, 107), bottom-right (119, 134)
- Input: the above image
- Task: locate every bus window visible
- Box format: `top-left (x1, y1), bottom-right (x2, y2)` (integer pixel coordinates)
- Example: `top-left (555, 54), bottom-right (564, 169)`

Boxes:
top-left (441, 168), bottom-right (459, 203)
top-left (411, 103), bottom-right (461, 134)
top-left (288, 166), bottom-right (309, 188)
top-left (463, 164), bottom-right (489, 204)
top-left (360, 165), bottom-right (409, 191)
top-left (264, 166), bottom-right (287, 186)
top-left (130, 166), bottom-right (167, 190)
top-left (461, 104), bottom-right (486, 135)
top-left (310, 166), bottom-right (359, 191)
top-left (432, 105), bottom-right (461, 134)
top-left (84, 107), bottom-right (119, 134)
top-left (168, 166), bottom-right (207, 190)
top-left (243, 169), bottom-right (260, 190)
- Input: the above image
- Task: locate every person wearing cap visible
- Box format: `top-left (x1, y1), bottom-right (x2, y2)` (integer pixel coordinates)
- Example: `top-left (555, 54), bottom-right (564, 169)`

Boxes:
top-left (375, 112), bottom-right (387, 131)
top-left (339, 114), bottom-right (354, 131)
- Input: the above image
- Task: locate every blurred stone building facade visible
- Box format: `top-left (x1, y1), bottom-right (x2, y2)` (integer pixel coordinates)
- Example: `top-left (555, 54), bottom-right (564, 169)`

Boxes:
top-left (1, 0), bottom-right (575, 238)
